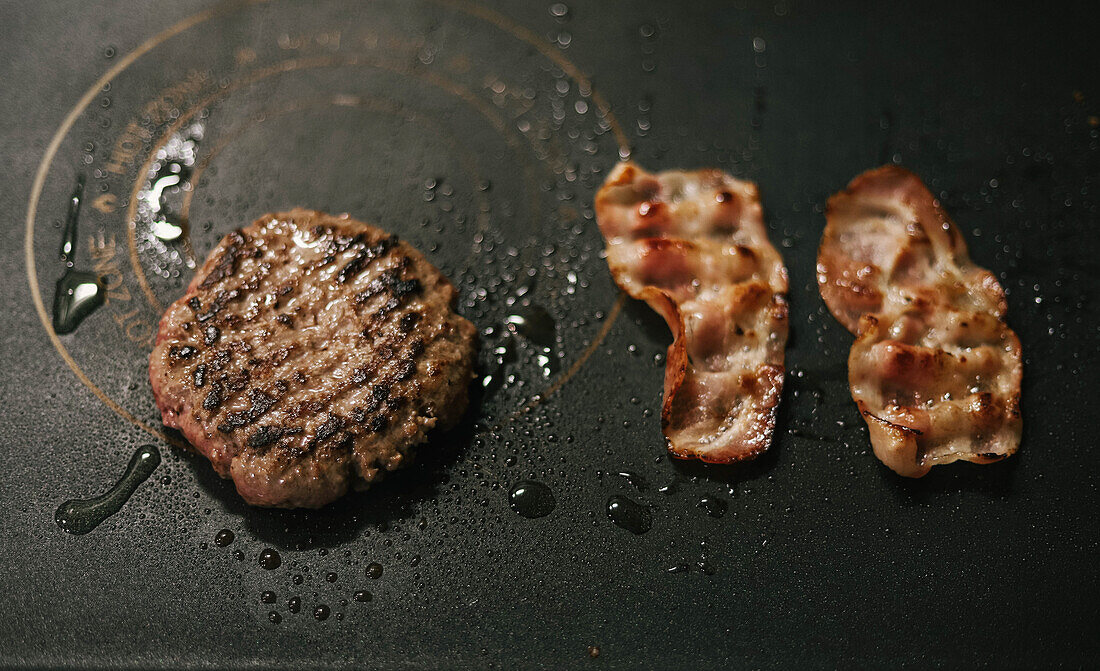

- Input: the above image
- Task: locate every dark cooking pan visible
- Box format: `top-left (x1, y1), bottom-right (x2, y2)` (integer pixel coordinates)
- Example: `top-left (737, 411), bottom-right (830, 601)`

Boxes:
top-left (2, 0), bottom-right (1098, 668)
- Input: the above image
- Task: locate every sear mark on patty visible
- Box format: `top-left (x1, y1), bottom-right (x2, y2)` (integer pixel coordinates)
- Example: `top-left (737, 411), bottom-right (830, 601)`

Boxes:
top-left (248, 425), bottom-right (285, 448)
top-left (337, 235), bottom-right (396, 284)
top-left (149, 209), bottom-right (477, 509)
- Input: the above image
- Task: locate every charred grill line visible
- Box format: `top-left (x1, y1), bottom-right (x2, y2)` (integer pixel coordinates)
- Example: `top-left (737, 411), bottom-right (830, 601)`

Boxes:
top-left (198, 232), bottom-right (247, 289)
top-left (149, 210), bottom-right (477, 508)
top-left (337, 236), bottom-right (396, 284)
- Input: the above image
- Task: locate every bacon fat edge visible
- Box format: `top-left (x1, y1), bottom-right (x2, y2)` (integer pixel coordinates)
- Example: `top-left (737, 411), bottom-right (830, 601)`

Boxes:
top-left (595, 162), bottom-right (790, 463)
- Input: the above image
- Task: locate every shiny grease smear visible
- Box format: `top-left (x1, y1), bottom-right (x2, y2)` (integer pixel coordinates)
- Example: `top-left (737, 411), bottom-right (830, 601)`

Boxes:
top-left (55, 444), bottom-right (161, 535)
top-left (52, 175), bottom-right (105, 334)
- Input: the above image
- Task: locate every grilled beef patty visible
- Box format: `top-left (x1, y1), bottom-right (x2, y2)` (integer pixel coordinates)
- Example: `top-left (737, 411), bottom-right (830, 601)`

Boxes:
top-left (149, 209), bottom-right (477, 508)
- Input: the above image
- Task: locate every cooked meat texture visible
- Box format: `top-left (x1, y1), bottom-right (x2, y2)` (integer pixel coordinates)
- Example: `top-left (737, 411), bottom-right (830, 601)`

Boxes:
top-left (595, 162), bottom-right (789, 463)
top-left (850, 308), bottom-right (1022, 477)
top-left (818, 167), bottom-right (1022, 477)
top-left (149, 209), bottom-right (477, 508)
top-left (817, 165), bottom-right (1006, 333)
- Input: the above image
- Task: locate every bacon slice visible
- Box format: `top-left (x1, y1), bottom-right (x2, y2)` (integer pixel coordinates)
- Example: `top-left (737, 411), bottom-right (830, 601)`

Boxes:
top-left (818, 166), bottom-right (1007, 333)
top-left (595, 162), bottom-right (789, 463)
top-left (818, 166), bottom-right (1022, 477)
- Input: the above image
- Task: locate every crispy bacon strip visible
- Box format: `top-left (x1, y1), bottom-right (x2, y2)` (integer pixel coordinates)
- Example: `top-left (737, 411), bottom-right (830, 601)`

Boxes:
top-left (818, 165), bottom-right (1007, 332)
top-left (818, 166), bottom-right (1022, 477)
top-left (595, 162), bottom-right (789, 463)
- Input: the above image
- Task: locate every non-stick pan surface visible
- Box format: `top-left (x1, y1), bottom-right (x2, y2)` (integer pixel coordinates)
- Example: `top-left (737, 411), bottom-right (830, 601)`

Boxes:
top-left (2, 1), bottom-right (1098, 668)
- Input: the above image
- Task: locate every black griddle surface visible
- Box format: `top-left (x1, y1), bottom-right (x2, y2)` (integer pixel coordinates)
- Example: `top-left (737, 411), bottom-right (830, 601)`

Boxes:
top-left (1, 1), bottom-right (1098, 668)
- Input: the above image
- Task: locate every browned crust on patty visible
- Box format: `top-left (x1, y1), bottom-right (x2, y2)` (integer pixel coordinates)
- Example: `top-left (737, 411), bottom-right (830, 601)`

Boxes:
top-left (149, 209), bottom-right (477, 508)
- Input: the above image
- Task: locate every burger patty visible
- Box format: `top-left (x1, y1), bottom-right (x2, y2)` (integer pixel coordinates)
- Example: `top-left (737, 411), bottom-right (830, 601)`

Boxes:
top-left (149, 209), bottom-right (478, 508)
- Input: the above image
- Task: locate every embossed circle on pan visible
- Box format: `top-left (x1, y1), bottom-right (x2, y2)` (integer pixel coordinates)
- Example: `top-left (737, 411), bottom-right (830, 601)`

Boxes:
top-left (175, 95), bottom-right (495, 269)
top-left (124, 53), bottom-right (539, 314)
top-left (26, 0), bottom-right (630, 442)
top-left (122, 54), bottom-right (616, 410)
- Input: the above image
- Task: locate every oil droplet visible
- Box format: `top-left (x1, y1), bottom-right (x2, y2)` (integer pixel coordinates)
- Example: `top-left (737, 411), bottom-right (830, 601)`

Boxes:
top-left (288, 596), bottom-right (302, 614)
top-left (325, 572), bottom-right (338, 583)
top-left (135, 122), bottom-right (204, 272)
top-left (53, 272), bottom-right (104, 335)
top-left (261, 591), bottom-right (276, 604)
top-left (55, 444), bottom-right (161, 535)
top-left (354, 590), bottom-right (372, 602)
top-left (606, 495), bottom-right (652, 534)
top-left (485, 302), bottom-right (561, 395)
top-left (615, 470), bottom-right (647, 491)
top-left (506, 304), bottom-right (557, 364)
top-left (269, 611), bottom-right (282, 624)
top-left (697, 496), bottom-right (728, 518)
top-left (214, 529), bottom-right (235, 546)
top-left (588, 645), bottom-right (600, 658)
top-left (314, 604), bottom-right (330, 621)
top-left (366, 562), bottom-right (383, 579)
top-left (482, 335), bottom-right (518, 397)
top-left (258, 548), bottom-right (281, 570)
top-left (52, 175), bottom-right (105, 335)
top-left (509, 481), bottom-right (556, 518)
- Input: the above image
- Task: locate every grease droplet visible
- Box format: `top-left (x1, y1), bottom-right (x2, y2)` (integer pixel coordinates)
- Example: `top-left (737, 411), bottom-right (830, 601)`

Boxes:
top-left (615, 470), bottom-right (647, 491)
top-left (698, 496), bottom-right (728, 518)
top-left (506, 304), bottom-right (557, 363)
top-left (606, 495), bottom-right (652, 534)
top-left (354, 590), bottom-right (372, 602)
top-left (258, 548), bottom-right (281, 570)
top-left (509, 481), bottom-right (556, 518)
top-left (314, 604), bottom-right (330, 621)
top-left (53, 270), bottom-right (105, 335)
top-left (55, 444), bottom-right (161, 535)
top-left (52, 175), bottom-right (105, 335)
top-left (214, 529), bottom-right (235, 546)
top-left (366, 562), bottom-right (383, 579)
